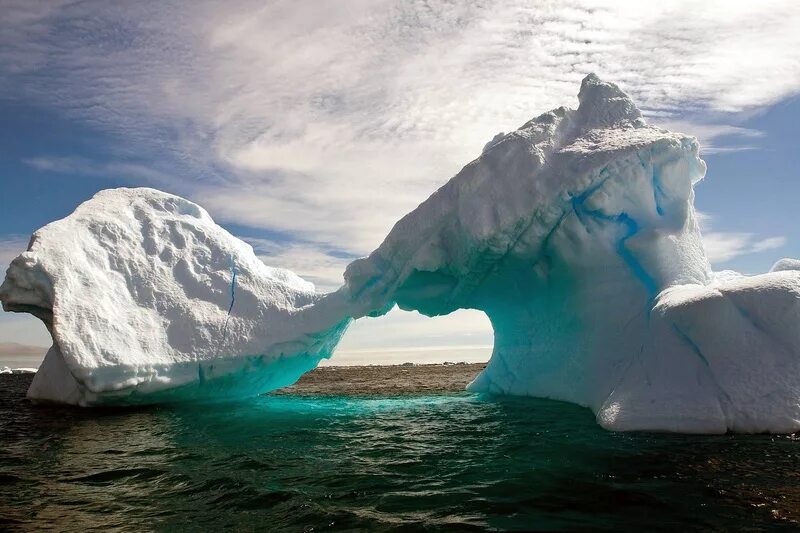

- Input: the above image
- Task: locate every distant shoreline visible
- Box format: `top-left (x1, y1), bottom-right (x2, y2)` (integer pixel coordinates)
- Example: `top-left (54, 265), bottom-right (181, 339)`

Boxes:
top-left (273, 362), bottom-right (486, 396)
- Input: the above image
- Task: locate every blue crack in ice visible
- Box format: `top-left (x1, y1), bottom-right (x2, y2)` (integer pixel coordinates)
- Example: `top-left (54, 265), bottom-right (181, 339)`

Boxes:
top-left (672, 324), bottom-right (709, 367)
top-left (570, 175), bottom-right (658, 299)
top-left (652, 168), bottom-right (665, 216)
top-left (222, 254), bottom-right (238, 340)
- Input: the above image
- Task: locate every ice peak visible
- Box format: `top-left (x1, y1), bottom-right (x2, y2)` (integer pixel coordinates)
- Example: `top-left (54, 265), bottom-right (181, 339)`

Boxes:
top-left (577, 73), bottom-right (644, 130)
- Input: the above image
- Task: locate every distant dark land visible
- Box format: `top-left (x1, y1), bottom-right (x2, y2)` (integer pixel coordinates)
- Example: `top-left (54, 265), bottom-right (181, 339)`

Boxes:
top-left (273, 363), bottom-right (486, 396)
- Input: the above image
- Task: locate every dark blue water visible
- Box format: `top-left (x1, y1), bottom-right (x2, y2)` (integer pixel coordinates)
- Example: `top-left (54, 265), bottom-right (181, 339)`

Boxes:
top-left (2, 374), bottom-right (799, 531)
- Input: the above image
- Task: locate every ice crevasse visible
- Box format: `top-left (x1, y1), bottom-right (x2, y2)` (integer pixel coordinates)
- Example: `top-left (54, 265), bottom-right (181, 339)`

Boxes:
top-left (2, 74), bottom-right (800, 433)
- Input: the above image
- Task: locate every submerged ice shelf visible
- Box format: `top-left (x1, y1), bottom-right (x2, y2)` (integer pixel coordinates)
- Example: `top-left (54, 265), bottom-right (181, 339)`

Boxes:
top-left (2, 74), bottom-right (799, 433)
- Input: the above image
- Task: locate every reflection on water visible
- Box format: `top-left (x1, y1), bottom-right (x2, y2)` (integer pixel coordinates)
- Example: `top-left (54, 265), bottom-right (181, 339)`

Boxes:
top-left (1, 374), bottom-right (799, 531)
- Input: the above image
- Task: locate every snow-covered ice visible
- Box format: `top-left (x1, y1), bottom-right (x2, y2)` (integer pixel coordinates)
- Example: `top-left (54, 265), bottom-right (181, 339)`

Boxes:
top-left (342, 74), bottom-right (800, 433)
top-left (3, 74), bottom-right (799, 433)
top-left (0, 189), bottom-right (350, 405)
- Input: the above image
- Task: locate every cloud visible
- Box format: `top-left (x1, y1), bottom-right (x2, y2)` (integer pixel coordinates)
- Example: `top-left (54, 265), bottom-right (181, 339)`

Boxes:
top-left (24, 156), bottom-right (175, 187)
top-left (245, 237), bottom-right (353, 292)
top-left (702, 233), bottom-right (786, 264)
top-left (337, 306), bottom-right (493, 352)
top-left (650, 121), bottom-right (765, 154)
top-left (697, 212), bottom-right (786, 264)
top-left (1, 0), bottom-right (799, 257)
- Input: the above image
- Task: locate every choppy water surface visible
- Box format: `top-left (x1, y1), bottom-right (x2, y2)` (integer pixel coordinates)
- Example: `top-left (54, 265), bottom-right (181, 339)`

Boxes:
top-left (2, 374), bottom-right (799, 531)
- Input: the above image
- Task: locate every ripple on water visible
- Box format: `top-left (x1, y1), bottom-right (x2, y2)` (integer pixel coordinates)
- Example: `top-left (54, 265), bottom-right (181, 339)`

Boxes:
top-left (1, 374), bottom-right (800, 531)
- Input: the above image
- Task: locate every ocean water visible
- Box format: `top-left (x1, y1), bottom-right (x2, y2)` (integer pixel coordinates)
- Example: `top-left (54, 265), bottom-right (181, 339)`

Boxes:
top-left (1, 374), bottom-right (799, 531)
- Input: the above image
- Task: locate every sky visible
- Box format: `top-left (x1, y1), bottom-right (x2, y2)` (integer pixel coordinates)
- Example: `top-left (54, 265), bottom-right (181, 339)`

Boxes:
top-left (1, 0), bottom-right (799, 367)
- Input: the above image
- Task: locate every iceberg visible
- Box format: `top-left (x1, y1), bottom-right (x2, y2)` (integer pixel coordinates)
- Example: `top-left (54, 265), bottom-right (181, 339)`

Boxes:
top-left (0, 188), bottom-right (350, 405)
top-left (0, 367), bottom-right (36, 374)
top-left (2, 74), bottom-right (799, 433)
top-left (341, 74), bottom-right (800, 433)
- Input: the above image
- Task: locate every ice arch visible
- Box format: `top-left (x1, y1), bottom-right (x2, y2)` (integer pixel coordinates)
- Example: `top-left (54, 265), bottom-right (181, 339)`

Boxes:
top-left (329, 307), bottom-right (492, 366)
top-left (338, 74), bottom-right (800, 433)
top-left (3, 75), bottom-right (800, 433)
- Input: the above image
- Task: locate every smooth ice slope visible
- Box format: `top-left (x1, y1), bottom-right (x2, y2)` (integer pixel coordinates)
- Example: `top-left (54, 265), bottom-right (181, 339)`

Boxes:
top-left (0, 189), bottom-right (350, 405)
top-left (343, 74), bottom-right (800, 433)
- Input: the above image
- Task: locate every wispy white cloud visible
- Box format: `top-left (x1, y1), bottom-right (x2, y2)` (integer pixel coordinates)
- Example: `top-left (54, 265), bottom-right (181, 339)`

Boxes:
top-left (651, 121), bottom-right (766, 154)
top-left (703, 233), bottom-right (786, 264)
top-left (245, 237), bottom-right (352, 292)
top-left (698, 212), bottom-right (786, 264)
top-left (23, 156), bottom-right (175, 187)
top-left (336, 306), bottom-right (493, 353)
top-left (2, 0), bottom-right (799, 256)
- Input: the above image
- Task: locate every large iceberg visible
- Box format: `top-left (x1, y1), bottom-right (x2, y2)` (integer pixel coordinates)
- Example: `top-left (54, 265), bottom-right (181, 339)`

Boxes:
top-left (2, 74), bottom-right (799, 433)
top-left (342, 74), bottom-right (800, 433)
top-left (0, 189), bottom-right (350, 405)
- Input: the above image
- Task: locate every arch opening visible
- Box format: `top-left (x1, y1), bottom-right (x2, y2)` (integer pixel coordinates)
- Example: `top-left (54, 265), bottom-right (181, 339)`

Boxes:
top-left (327, 307), bottom-right (493, 369)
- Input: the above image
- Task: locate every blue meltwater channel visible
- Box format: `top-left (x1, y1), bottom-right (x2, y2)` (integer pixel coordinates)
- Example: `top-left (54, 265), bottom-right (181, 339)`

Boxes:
top-left (222, 254), bottom-right (238, 342)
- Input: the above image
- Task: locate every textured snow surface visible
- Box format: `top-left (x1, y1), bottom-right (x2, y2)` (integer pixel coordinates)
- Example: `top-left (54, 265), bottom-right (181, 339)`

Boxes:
top-left (3, 74), bottom-right (799, 432)
top-left (0, 189), bottom-right (350, 405)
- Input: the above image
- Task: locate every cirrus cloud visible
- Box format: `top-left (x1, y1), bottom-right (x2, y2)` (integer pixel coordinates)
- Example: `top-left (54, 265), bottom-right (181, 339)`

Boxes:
top-left (2, 1), bottom-right (798, 358)
top-left (2, 0), bottom-right (799, 256)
